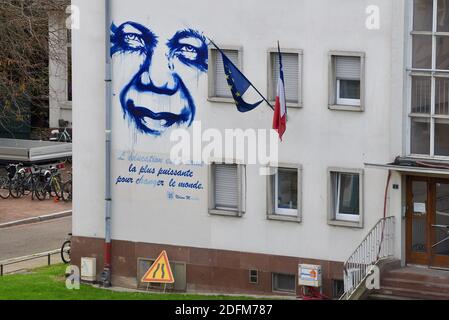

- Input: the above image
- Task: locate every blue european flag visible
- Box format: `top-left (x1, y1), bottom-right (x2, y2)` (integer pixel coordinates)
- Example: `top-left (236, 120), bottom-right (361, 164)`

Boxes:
top-left (221, 53), bottom-right (263, 113)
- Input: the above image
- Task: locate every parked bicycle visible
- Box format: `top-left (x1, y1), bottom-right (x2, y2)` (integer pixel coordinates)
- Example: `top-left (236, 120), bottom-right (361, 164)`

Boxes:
top-left (0, 170), bottom-right (10, 199)
top-left (49, 127), bottom-right (72, 143)
top-left (62, 171), bottom-right (72, 202)
top-left (0, 163), bottom-right (24, 199)
top-left (34, 164), bottom-right (64, 201)
top-left (61, 233), bottom-right (72, 264)
top-left (9, 166), bottom-right (30, 199)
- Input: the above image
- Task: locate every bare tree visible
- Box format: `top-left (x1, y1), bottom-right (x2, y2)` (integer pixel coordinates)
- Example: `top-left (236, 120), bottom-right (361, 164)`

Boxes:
top-left (0, 0), bottom-right (68, 138)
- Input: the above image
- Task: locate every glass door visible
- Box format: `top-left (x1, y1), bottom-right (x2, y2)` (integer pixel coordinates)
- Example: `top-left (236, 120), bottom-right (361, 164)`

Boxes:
top-left (431, 180), bottom-right (449, 268)
top-left (406, 177), bottom-right (430, 265)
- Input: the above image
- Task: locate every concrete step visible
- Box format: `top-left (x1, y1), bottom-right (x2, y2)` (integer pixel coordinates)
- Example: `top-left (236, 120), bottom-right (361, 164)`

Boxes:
top-left (384, 267), bottom-right (449, 285)
top-left (375, 286), bottom-right (449, 300)
top-left (368, 293), bottom-right (418, 300)
top-left (381, 277), bottom-right (449, 294)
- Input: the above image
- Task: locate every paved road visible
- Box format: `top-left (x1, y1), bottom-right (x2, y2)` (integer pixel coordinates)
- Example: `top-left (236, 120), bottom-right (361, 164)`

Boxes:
top-left (0, 216), bottom-right (71, 261)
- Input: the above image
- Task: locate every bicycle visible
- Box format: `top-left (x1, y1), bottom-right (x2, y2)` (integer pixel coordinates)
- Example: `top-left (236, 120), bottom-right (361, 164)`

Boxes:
top-left (62, 172), bottom-right (72, 202)
top-left (61, 233), bottom-right (72, 264)
top-left (49, 127), bottom-right (72, 143)
top-left (9, 166), bottom-right (33, 199)
top-left (35, 166), bottom-right (63, 201)
top-left (2, 163), bottom-right (24, 199)
top-left (0, 172), bottom-right (10, 199)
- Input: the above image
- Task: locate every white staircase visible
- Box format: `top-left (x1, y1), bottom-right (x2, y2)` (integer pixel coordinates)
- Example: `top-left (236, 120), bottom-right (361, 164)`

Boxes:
top-left (341, 216), bottom-right (395, 300)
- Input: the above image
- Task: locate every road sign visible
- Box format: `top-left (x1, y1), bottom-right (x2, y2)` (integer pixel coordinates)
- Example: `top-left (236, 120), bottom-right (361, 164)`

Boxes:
top-left (141, 250), bottom-right (175, 284)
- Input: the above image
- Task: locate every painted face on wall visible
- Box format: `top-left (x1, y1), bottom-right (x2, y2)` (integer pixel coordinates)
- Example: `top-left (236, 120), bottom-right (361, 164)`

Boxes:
top-left (111, 22), bottom-right (208, 136)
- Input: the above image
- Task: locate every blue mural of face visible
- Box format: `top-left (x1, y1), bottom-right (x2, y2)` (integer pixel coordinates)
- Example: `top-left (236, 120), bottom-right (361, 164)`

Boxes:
top-left (111, 22), bottom-right (208, 136)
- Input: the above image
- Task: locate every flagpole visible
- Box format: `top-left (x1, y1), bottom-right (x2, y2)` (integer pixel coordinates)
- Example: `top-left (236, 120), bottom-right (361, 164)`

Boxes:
top-left (208, 38), bottom-right (274, 111)
top-left (277, 40), bottom-right (287, 117)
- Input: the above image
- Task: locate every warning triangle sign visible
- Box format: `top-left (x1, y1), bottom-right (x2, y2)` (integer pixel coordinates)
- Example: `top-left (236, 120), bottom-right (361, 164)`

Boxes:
top-left (141, 250), bottom-right (175, 284)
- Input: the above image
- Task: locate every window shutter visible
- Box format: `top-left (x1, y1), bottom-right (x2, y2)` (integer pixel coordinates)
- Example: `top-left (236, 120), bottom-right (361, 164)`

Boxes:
top-left (335, 56), bottom-right (361, 80)
top-left (214, 164), bottom-right (238, 209)
top-left (271, 53), bottom-right (299, 103)
top-left (214, 49), bottom-right (239, 98)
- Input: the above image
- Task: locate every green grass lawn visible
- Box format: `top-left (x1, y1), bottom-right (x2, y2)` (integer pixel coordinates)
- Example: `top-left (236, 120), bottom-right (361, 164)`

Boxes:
top-left (0, 264), bottom-right (253, 300)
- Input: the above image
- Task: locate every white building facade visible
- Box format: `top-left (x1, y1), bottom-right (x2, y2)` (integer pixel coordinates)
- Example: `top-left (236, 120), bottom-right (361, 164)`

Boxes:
top-left (71, 0), bottom-right (449, 297)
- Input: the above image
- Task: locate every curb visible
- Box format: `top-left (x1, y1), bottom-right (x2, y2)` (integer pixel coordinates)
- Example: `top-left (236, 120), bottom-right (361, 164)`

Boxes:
top-left (0, 210), bottom-right (72, 229)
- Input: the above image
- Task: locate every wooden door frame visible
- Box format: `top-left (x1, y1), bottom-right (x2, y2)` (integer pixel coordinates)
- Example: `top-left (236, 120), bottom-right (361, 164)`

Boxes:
top-left (406, 176), bottom-right (431, 266)
top-left (406, 176), bottom-right (449, 268)
top-left (430, 178), bottom-right (449, 268)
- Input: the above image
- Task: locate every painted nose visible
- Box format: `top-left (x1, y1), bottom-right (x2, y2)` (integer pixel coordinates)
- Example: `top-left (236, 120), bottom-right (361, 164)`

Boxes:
top-left (140, 47), bottom-right (177, 94)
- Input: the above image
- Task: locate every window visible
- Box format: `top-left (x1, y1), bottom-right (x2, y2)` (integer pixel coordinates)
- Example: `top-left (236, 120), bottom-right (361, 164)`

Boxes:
top-left (332, 279), bottom-right (345, 299)
top-left (268, 49), bottom-right (302, 107)
top-left (272, 273), bottom-right (296, 293)
top-left (409, 0), bottom-right (449, 157)
top-left (267, 165), bottom-right (301, 222)
top-left (209, 163), bottom-right (245, 216)
top-left (249, 270), bottom-right (259, 284)
top-left (328, 168), bottom-right (364, 228)
top-left (328, 52), bottom-right (365, 111)
top-left (208, 46), bottom-right (242, 102)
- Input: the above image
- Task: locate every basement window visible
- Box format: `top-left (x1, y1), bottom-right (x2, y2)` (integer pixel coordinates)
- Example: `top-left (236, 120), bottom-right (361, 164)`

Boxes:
top-left (249, 270), bottom-right (259, 284)
top-left (272, 273), bottom-right (296, 293)
top-left (332, 279), bottom-right (345, 299)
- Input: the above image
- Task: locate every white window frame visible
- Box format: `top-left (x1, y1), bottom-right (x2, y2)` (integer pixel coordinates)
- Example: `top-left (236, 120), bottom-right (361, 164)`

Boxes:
top-left (208, 162), bottom-right (246, 217)
top-left (267, 48), bottom-right (303, 108)
top-left (335, 173), bottom-right (360, 222)
top-left (336, 79), bottom-right (361, 106)
top-left (266, 164), bottom-right (302, 223)
top-left (328, 167), bottom-right (364, 228)
top-left (328, 51), bottom-right (365, 112)
top-left (207, 45), bottom-right (243, 104)
top-left (406, 0), bottom-right (449, 159)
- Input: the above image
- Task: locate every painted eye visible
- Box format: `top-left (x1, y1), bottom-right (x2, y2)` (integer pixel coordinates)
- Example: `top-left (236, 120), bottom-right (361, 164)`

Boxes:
top-left (178, 45), bottom-right (198, 60)
top-left (124, 33), bottom-right (145, 49)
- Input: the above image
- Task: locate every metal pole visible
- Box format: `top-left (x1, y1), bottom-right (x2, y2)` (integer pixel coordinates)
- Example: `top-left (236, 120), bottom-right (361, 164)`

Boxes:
top-left (100, 0), bottom-right (112, 288)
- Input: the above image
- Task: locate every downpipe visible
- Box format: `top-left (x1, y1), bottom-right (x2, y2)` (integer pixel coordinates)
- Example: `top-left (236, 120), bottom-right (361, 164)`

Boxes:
top-left (100, 0), bottom-right (112, 288)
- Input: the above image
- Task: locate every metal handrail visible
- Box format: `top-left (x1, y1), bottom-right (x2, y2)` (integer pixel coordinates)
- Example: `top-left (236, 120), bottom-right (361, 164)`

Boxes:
top-left (0, 249), bottom-right (60, 276)
top-left (342, 216), bottom-right (395, 299)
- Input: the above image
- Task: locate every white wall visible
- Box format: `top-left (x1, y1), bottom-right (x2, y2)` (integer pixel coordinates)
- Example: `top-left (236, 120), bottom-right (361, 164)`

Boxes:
top-left (72, 0), bottom-right (406, 262)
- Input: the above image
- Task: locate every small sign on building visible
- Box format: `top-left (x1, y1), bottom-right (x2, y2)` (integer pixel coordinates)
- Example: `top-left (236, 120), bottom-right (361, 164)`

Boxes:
top-left (298, 264), bottom-right (322, 287)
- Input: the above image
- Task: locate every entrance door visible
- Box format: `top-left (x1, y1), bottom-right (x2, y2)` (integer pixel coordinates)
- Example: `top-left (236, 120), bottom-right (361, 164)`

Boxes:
top-left (406, 177), bottom-right (429, 265)
top-left (431, 180), bottom-right (449, 268)
top-left (406, 177), bottom-right (449, 268)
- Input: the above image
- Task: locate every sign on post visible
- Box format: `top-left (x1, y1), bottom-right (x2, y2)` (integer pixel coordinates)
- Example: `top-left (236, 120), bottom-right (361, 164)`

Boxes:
top-left (141, 250), bottom-right (175, 284)
top-left (298, 264), bottom-right (322, 287)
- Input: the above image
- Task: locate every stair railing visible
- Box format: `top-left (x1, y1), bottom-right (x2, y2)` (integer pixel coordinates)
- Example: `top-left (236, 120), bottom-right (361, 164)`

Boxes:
top-left (341, 216), bottom-right (395, 299)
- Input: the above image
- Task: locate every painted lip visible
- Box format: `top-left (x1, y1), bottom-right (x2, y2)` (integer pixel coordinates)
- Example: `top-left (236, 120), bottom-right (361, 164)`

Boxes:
top-left (125, 99), bottom-right (191, 134)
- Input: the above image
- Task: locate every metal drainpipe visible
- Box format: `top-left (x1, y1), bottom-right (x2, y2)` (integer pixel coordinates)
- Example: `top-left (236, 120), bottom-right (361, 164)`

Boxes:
top-left (100, 0), bottom-right (112, 288)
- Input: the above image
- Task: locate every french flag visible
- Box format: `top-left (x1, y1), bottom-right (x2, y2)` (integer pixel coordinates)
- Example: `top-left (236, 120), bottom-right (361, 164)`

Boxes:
top-left (272, 44), bottom-right (287, 141)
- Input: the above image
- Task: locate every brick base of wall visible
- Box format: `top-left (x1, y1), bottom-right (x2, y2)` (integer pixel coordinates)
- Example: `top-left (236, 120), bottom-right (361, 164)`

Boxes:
top-left (71, 236), bottom-right (344, 298)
